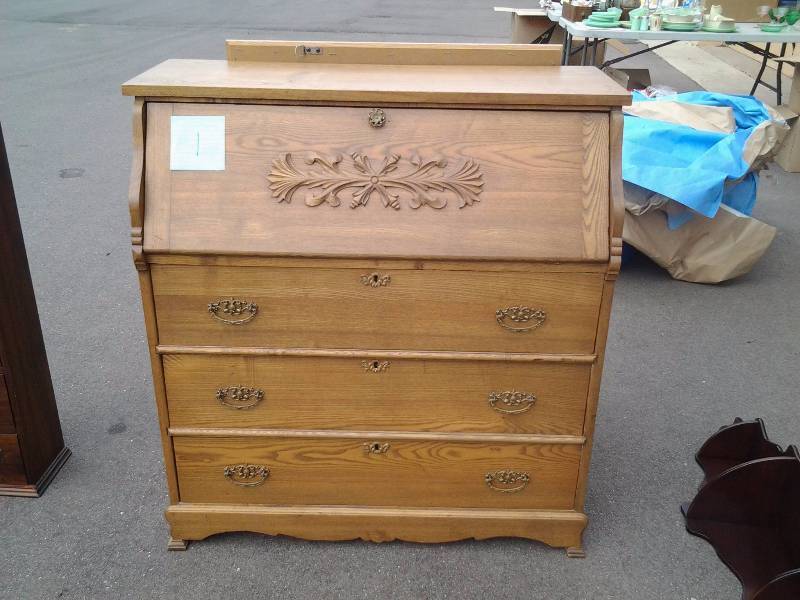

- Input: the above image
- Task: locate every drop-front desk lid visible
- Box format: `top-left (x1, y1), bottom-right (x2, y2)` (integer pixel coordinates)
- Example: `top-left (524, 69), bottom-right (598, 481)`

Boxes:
top-left (124, 55), bottom-right (628, 263)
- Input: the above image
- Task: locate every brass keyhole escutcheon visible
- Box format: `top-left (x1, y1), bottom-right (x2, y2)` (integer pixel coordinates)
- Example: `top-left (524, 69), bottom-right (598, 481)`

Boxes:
top-left (368, 108), bottom-right (387, 128)
top-left (362, 359), bottom-right (390, 373)
top-left (364, 441), bottom-right (390, 454)
top-left (360, 272), bottom-right (390, 287)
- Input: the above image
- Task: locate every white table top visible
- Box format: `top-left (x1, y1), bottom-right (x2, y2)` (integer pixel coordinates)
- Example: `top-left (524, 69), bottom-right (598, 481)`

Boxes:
top-left (561, 17), bottom-right (800, 43)
top-left (547, 7), bottom-right (563, 22)
top-left (493, 6), bottom-right (549, 16)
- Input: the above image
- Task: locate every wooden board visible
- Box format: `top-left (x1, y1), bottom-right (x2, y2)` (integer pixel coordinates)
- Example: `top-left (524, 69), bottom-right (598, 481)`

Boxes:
top-left (145, 254), bottom-right (609, 273)
top-left (162, 353), bottom-right (591, 435)
top-left (122, 59), bottom-right (631, 106)
top-left (173, 436), bottom-right (582, 509)
top-left (166, 504), bottom-right (587, 550)
top-left (144, 103), bottom-right (610, 262)
top-left (226, 40), bottom-right (562, 66)
top-left (151, 265), bottom-right (604, 354)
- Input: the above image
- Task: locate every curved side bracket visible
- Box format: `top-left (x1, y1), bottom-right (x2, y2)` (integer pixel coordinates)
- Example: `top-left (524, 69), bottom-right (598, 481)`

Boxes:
top-left (607, 109), bottom-right (624, 281)
top-left (128, 98), bottom-right (146, 271)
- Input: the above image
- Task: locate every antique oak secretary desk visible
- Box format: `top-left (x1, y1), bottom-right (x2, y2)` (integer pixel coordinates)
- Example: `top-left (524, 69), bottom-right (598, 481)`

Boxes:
top-left (122, 40), bottom-right (628, 554)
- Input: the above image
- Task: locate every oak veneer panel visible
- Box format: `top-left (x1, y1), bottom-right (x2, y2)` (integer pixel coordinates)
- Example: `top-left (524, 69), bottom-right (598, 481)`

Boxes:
top-left (174, 436), bottom-right (581, 509)
top-left (146, 254), bottom-right (609, 273)
top-left (0, 434), bottom-right (26, 485)
top-left (163, 354), bottom-right (590, 435)
top-left (122, 60), bottom-right (631, 106)
top-left (166, 504), bottom-right (587, 547)
top-left (225, 40), bottom-right (562, 66)
top-left (143, 103), bottom-right (610, 262)
top-left (151, 265), bottom-right (603, 353)
top-left (0, 376), bottom-right (14, 434)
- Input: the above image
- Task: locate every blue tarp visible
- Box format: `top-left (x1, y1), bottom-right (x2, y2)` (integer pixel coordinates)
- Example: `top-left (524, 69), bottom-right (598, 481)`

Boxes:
top-left (622, 91), bottom-right (774, 229)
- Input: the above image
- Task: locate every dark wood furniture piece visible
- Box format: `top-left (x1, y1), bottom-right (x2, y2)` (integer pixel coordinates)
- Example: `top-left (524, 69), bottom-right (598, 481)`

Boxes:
top-left (0, 123), bottom-right (70, 496)
top-left (683, 419), bottom-right (800, 600)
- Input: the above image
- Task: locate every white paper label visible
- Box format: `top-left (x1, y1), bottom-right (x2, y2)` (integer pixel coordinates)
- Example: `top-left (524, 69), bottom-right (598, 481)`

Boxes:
top-left (170, 115), bottom-right (225, 171)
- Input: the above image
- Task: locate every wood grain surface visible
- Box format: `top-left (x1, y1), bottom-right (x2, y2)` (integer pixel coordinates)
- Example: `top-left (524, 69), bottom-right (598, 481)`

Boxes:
top-left (122, 60), bottom-right (631, 106)
top-left (0, 434), bottom-right (26, 485)
top-left (158, 345), bottom-right (596, 363)
top-left (572, 109), bottom-right (624, 512)
top-left (170, 428), bottom-right (584, 445)
top-left (174, 436), bottom-right (581, 509)
top-left (163, 353), bottom-right (590, 434)
top-left (226, 40), bottom-right (563, 66)
top-left (146, 254), bottom-right (609, 273)
top-left (0, 376), bottom-right (14, 434)
top-left (127, 45), bottom-right (624, 551)
top-left (151, 265), bottom-right (603, 353)
top-left (143, 102), bottom-right (610, 261)
top-left (166, 504), bottom-right (587, 548)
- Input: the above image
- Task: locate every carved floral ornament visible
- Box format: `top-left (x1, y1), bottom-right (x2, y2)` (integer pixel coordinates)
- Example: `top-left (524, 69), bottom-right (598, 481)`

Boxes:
top-left (267, 152), bottom-right (484, 210)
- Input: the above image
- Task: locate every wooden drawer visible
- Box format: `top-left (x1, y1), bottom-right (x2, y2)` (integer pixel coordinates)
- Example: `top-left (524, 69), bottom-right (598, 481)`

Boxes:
top-left (0, 434), bottom-right (26, 485)
top-left (174, 436), bottom-right (581, 509)
top-left (152, 265), bottom-right (603, 354)
top-left (163, 354), bottom-right (591, 435)
top-left (0, 375), bottom-right (14, 434)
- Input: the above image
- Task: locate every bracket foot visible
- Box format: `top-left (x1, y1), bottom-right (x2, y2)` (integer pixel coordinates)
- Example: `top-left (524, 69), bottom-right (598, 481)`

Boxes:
top-left (167, 537), bottom-right (188, 551)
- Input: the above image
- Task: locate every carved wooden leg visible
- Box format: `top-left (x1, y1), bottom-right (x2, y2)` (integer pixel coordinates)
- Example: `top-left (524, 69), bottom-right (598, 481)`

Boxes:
top-left (566, 545), bottom-right (586, 558)
top-left (167, 537), bottom-right (188, 551)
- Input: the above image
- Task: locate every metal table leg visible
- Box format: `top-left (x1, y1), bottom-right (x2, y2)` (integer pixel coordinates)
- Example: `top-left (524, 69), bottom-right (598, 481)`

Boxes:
top-left (777, 43), bottom-right (787, 106)
top-left (599, 39), bottom-right (677, 70)
top-left (529, 24), bottom-right (558, 44)
top-left (591, 37), bottom-right (599, 66)
top-left (563, 33), bottom-right (573, 65)
top-left (581, 38), bottom-right (589, 65)
top-left (750, 42), bottom-right (771, 96)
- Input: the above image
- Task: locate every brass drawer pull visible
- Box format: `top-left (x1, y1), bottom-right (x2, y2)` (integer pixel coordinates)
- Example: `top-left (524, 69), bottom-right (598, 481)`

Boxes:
top-left (488, 390), bottom-right (536, 415)
top-left (362, 360), bottom-right (390, 373)
top-left (363, 441), bottom-right (390, 454)
top-left (368, 108), bottom-right (387, 128)
top-left (485, 470), bottom-right (531, 493)
top-left (360, 272), bottom-right (391, 287)
top-left (216, 386), bottom-right (264, 410)
top-left (495, 306), bottom-right (547, 333)
top-left (223, 464), bottom-right (270, 487)
top-left (208, 298), bottom-right (258, 325)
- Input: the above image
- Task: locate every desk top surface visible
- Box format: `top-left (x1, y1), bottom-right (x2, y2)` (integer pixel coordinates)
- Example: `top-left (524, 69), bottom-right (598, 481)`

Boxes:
top-left (122, 59), bottom-right (630, 106)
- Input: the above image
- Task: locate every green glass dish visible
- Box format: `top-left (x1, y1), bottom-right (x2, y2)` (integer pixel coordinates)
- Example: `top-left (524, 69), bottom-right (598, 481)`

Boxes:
top-left (583, 18), bottom-right (622, 27)
top-left (662, 22), bottom-right (701, 30)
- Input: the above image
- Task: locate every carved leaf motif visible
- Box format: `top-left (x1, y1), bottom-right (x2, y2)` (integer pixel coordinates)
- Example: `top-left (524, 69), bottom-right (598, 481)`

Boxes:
top-left (267, 152), bottom-right (484, 210)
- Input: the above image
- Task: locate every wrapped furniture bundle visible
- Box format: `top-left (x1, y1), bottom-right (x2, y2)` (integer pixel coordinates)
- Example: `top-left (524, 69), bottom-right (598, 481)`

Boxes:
top-left (621, 91), bottom-right (787, 283)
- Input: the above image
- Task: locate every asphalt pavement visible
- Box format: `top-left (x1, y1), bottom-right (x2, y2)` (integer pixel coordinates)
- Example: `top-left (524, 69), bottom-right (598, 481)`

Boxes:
top-left (1, 2), bottom-right (798, 599)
